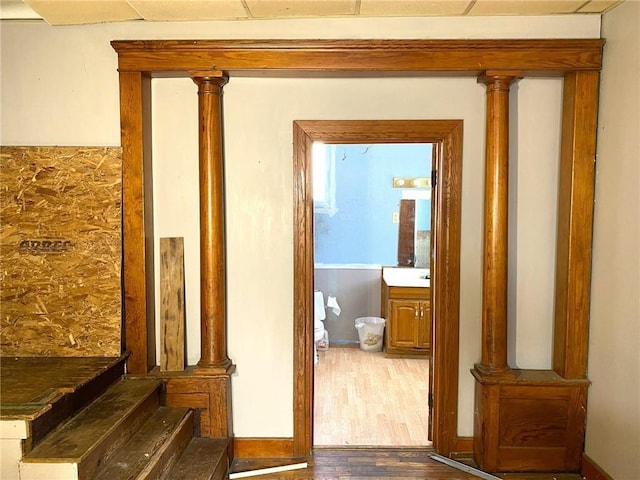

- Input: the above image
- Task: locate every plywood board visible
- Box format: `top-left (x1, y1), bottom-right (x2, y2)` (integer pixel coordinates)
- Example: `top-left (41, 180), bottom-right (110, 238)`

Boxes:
top-left (160, 237), bottom-right (185, 371)
top-left (0, 146), bottom-right (122, 357)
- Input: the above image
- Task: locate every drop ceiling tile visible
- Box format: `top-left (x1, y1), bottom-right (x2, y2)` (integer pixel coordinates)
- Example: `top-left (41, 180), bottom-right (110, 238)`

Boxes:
top-left (128, 0), bottom-right (248, 21)
top-left (359, 0), bottom-right (472, 16)
top-left (468, 0), bottom-right (586, 15)
top-left (0, 0), bottom-right (42, 19)
top-left (578, 0), bottom-right (623, 13)
top-left (245, 0), bottom-right (356, 18)
top-left (24, 0), bottom-right (141, 24)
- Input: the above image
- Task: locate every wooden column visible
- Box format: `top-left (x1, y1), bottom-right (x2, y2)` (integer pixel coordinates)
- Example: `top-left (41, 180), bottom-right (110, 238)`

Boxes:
top-left (190, 71), bottom-right (233, 375)
top-left (475, 72), bottom-right (519, 377)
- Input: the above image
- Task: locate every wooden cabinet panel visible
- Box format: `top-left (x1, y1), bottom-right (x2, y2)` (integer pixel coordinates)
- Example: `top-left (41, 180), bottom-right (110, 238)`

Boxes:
top-left (383, 283), bottom-right (431, 356)
top-left (389, 300), bottom-right (421, 349)
top-left (418, 300), bottom-right (431, 350)
top-left (472, 370), bottom-right (589, 472)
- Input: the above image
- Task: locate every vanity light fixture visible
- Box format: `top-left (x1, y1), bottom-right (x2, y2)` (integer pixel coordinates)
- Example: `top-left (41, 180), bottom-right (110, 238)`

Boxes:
top-left (393, 177), bottom-right (430, 188)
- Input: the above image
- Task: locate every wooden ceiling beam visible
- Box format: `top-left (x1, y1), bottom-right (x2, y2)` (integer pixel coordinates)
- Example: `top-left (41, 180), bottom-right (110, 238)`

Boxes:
top-left (111, 39), bottom-right (604, 75)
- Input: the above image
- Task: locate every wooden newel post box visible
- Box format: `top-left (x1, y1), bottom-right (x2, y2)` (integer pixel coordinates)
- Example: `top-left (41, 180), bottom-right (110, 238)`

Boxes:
top-left (472, 70), bottom-right (597, 472)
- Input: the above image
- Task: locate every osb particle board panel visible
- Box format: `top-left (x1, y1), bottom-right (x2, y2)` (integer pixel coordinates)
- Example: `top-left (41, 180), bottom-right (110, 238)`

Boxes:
top-left (0, 146), bottom-right (122, 357)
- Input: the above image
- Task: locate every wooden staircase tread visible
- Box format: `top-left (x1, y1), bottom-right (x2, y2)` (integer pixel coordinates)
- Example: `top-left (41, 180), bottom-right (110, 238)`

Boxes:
top-left (93, 407), bottom-right (192, 480)
top-left (22, 378), bottom-right (161, 462)
top-left (168, 437), bottom-right (229, 480)
top-left (1, 356), bottom-right (127, 405)
top-left (0, 403), bottom-right (52, 420)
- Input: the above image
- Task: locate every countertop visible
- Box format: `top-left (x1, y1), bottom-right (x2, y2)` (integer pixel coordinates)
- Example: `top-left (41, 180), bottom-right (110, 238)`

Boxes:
top-left (382, 267), bottom-right (430, 288)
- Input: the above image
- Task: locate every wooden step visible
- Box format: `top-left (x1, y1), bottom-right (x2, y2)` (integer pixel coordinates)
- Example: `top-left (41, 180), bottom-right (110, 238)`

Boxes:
top-left (93, 407), bottom-right (193, 480)
top-left (20, 378), bottom-right (161, 480)
top-left (1, 355), bottom-right (127, 450)
top-left (167, 437), bottom-right (229, 480)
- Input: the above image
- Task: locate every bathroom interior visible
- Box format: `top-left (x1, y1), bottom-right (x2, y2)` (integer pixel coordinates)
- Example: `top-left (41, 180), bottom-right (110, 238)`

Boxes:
top-left (312, 142), bottom-right (433, 447)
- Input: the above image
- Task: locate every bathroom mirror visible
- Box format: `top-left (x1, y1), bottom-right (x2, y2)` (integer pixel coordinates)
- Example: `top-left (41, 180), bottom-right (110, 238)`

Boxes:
top-left (312, 142), bottom-right (432, 268)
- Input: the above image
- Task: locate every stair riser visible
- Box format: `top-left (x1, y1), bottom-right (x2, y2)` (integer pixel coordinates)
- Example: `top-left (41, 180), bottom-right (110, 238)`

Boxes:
top-left (20, 461), bottom-right (79, 480)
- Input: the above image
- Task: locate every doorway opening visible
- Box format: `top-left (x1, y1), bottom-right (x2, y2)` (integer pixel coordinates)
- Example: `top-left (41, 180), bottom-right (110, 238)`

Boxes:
top-left (293, 120), bottom-right (464, 457)
top-left (312, 142), bottom-right (433, 446)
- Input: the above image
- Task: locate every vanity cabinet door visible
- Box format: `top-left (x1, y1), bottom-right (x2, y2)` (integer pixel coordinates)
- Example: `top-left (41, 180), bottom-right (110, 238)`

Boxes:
top-left (388, 300), bottom-right (421, 349)
top-left (417, 300), bottom-right (431, 350)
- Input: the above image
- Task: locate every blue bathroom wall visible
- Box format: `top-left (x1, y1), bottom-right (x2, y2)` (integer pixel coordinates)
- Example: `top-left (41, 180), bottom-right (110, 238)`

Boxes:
top-left (314, 143), bottom-right (431, 265)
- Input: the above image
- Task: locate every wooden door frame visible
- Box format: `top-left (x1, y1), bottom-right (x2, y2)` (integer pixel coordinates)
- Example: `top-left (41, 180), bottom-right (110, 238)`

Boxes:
top-left (293, 120), bottom-right (463, 456)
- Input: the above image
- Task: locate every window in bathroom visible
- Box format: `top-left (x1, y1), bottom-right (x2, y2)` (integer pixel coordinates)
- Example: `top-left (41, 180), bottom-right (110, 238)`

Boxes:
top-left (312, 142), bottom-right (337, 216)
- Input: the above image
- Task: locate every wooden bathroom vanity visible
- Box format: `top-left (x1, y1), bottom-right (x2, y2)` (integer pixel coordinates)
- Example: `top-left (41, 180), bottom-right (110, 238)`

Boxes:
top-left (381, 268), bottom-right (431, 357)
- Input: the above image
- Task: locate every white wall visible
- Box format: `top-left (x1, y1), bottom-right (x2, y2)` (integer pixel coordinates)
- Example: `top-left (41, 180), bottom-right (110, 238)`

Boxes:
top-left (0, 15), bottom-right (600, 439)
top-left (586, 2), bottom-right (640, 478)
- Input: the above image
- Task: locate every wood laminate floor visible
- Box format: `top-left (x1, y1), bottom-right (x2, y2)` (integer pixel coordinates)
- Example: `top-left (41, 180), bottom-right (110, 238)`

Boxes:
top-left (313, 347), bottom-right (430, 446)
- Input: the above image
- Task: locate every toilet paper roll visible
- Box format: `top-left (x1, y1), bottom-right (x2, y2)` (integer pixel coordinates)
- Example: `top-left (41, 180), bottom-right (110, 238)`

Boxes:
top-left (327, 295), bottom-right (341, 316)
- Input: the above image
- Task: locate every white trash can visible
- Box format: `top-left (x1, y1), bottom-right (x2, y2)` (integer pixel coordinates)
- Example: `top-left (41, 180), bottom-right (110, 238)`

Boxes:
top-left (355, 317), bottom-right (386, 352)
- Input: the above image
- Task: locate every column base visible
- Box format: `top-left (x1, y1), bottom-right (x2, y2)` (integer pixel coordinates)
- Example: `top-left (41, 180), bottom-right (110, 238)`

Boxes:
top-left (195, 358), bottom-right (235, 376)
top-left (473, 362), bottom-right (515, 379)
top-left (472, 368), bottom-right (589, 472)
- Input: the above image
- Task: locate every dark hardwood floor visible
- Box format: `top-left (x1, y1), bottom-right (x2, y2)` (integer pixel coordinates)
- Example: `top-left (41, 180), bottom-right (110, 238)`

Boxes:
top-left (232, 448), bottom-right (482, 479)
top-left (230, 448), bottom-right (585, 479)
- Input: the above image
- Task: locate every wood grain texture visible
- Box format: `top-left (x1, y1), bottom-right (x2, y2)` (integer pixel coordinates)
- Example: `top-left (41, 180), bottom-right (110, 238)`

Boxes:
top-left (119, 70), bottom-right (155, 374)
top-left (386, 299), bottom-right (431, 355)
top-left (553, 71), bottom-right (600, 380)
top-left (477, 74), bottom-right (519, 375)
top-left (384, 284), bottom-right (431, 356)
top-left (111, 39), bottom-right (603, 74)
top-left (427, 120), bottom-right (463, 456)
top-left (0, 356), bottom-right (126, 450)
top-left (190, 71), bottom-right (233, 374)
top-left (293, 120), bottom-right (463, 457)
top-left (162, 374), bottom-right (233, 438)
top-left (233, 438), bottom-right (294, 458)
top-left (232, 451), bottom-right (584, 479)
top-left (1, 356), bottom-right (125, 406)
top-left (169, 438), bottom-right (229, 480)
top-left (230, 448), bottom-right (495, 479)
top-left (93, 407), bottom-right (192, 480)
top-left (292, 120), bottom-right (315, 457)
top-left (23, 378), bottom-right (161, 479)
top-left (314, 348), bottom-right (429, 446)
top-left (160, 237), bottom-right (185, 372)
top-left (472, 370), bottom-right (589, 472)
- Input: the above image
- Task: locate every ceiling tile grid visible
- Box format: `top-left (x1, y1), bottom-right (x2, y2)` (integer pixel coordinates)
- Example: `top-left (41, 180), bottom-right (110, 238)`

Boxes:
top-left (129, 0), bottom-right (248, 21)
top-left (1, 0), bottom-right (625, 25)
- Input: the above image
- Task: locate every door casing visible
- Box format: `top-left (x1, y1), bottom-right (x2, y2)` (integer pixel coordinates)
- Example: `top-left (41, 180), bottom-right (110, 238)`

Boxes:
top-left (292, 119), bottom-right (463, 456)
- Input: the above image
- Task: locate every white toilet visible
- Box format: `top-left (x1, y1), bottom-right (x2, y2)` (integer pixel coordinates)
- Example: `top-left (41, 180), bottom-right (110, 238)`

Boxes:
top-left (314, 291), bottom-right (326, 364)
